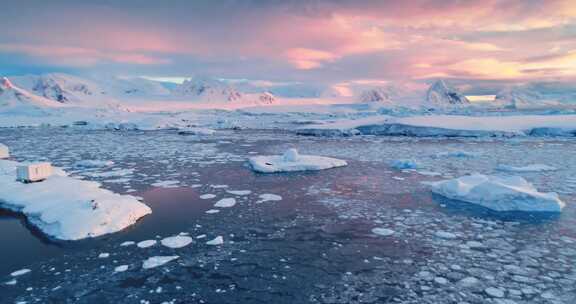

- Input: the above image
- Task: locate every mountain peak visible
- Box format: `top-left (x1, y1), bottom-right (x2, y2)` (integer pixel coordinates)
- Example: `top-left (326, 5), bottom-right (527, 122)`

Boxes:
top-left (426, 80), bottom-right (470, 105)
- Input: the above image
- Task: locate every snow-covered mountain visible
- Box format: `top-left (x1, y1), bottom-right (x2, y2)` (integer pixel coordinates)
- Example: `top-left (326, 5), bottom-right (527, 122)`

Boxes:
top-left (426, 80), bottom-right (470, 106)
top-left (0, 77), bottom-right (63, 111)
top-left (173, 76), bottom-right (243, 102)
top-left (494, 87), bottom-right (560, 109)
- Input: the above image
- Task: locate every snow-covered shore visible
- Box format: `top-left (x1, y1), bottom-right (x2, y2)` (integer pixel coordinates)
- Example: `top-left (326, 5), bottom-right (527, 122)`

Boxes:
top-left (0, 160), bottom-right (151, 240)
top-left (297, 114), bottom-right (576, 137)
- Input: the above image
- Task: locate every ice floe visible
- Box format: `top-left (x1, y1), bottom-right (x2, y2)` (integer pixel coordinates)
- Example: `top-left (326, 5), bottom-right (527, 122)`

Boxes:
top-left (142, 256), bottom-right (179, 269)
top-left (137, 240), bottom-right (157, 248)
top-left (214, 198), bottom-right (237, 208)
top-left (114, 265), bottom-right (129, 273)
top-left (0, 143), bottom-right (10, 159)
top-left (206, 236), bottom-right (224, 245)
top-left (248, 149), bottom-right (347, 173)
top-left (151, 180), bottom-right (180, 188)
top-left (226, 190), bottom-right (251, 196)
top-left (428, 174), bottom-right (565, 212)
top-left (372, 228), bottom-right (395, 236)
top-left (160, 235), bottom-right (193, 248)
top-left (10, 269), bottom-right (31, 277)
top-left (257, 193), bottom-right (282, 203)
top-left (0, 160), bottom-right (151, 240)
top-left (199, 194), bottom-right (216, 199)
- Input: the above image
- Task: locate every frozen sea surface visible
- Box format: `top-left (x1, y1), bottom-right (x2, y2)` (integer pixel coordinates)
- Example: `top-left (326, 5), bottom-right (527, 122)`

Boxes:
top-left (0, 128), bottom-right (575, 303)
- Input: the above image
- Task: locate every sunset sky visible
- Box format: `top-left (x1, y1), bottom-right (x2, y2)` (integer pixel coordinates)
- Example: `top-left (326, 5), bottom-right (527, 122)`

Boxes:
top-left (1, 0), bottom-right (575, 92)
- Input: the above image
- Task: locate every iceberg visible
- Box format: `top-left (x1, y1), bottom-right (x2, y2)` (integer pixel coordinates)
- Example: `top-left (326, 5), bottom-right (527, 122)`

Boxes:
top-left (428, 174), bottom-right (565, 212)
top-left (248, 149), bottom-right (347, 173)
top-left (0, 159), bottom-right (151, 240)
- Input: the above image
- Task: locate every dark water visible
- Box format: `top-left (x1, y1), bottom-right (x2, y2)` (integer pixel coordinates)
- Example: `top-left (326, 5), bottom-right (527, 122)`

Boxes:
top-left (0, 129), bottom-right (575, 303)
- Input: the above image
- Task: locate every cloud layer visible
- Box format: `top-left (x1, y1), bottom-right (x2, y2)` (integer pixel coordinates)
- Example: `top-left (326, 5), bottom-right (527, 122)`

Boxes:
top-left (1, 0), bottom-right (575, 86)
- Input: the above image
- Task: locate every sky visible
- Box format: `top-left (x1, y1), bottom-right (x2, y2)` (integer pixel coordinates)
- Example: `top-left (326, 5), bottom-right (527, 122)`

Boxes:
top-left (1, 0), bottom-right (575, 92)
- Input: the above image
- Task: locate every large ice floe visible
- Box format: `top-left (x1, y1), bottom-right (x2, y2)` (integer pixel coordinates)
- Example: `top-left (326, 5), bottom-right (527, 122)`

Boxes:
top-left (248, 148), bottom-right (347, 173)
top-left (0, 159), bottom-right (151, 240)
top-left (428, 174), bottom-right (565, 212)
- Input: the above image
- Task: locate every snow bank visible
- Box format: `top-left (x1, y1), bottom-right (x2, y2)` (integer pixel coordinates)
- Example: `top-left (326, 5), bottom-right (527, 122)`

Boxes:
top-left (249, 149), bottom-right (347, 173)
top-left (0, 159), bottom-right (151, 240)
top-left (428, 174), bottom-right (565, 212)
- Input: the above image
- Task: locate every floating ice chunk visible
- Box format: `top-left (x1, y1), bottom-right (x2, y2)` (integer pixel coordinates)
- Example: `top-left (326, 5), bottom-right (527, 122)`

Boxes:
top-left (435, 231), bottom-right (457, 239)
top-left (496, 164), bottom-right (557, 172)
top-left (372, 228), bottom-right (395, 236)
top-left (120, 241), bottom-right (135, 247)
top-left (206, 236), bottom-right (224, 245)
top-left (0, 160), bottom-right (151, 240)
top-left (199, 194), bottom-right (216, 199)
top-left (73, 160), bottom-right (114, 168)
top-left (114, 265), bottom-right (129, 272)
top-left (205, 209), bottom-right (220, 214)
top-left (142, 256), bottom-right (179, 269)
top-left (226, 190), bottom-right (251, 196)
top-left (390, 159), bottom-right (419, 170)
top-left (210, 184), bottom-right (228, 189)
top-left (98, 253), bottom-right (110, 258)
top-left (10, 269), bottom-right (31, 277)
top-left (178, 127), bottom-right (216, 135)
top-left (214, 198), bottom-right (236, 208)
top-left (257, 193), bottom-right (282, 203)
top-left (248, 149), bottom-right (347, 173)
top-left (160, 235), bottom-right (193, 249)
top-left (0, 143), bottom-right (9, 159)
top-left (151, 180), bottom-right (180, 188)
top-left (137, 240), bottom-right (157, 248)
top-left (428, 174), bottom-right (565, 212)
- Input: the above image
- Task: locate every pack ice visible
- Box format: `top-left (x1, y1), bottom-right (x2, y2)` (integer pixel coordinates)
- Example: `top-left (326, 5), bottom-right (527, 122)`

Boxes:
top-left (428, 174), bottom-right (565, 212)
top-left (0, 159), bottom-right (151, 240)
top-left (248, 149), bottom-right (347, 173)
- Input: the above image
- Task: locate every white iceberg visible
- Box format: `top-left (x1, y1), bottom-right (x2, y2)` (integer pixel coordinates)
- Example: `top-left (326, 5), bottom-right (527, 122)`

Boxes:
top-left (428, 174), bottom-right (565, 212)
top-left (0, 159), bottom-right (151, 240)
top-left (214, 198), bottom-right (237, 208)
top-left (248, 149), bottom-right (347, 173)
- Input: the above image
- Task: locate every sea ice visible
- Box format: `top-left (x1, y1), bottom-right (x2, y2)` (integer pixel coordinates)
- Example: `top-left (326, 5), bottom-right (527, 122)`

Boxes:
top-left (10, 269), bottom-right (31, 277)
top-left (160, 235), bottom-right (193, 248)
top-left (372, 228), bottom-right (395, 236)
top-left (142, 256), bottom-right (179, 269)
top-left (151, 180), bottom-right (180, 188)
top-left (0, 160), bottom-right (151, 240)
top-left (214, 198), bottom-right (237, 208)
top-left (249, 149), bottom-right (347, 173)
top-left (257, 193), bottom-right (282, 203)
top-left (114, 265), bottom-right (129, 272)
top-left (206, 236), bottom-right (224, 245)
top-left (496, 164), bottom-right (557, 172)
top-left (226, 190), bottom-right (251, 196)
top-left (428, 174), bottom-right (565, 212)
top-left (137, 240), bottom-right (157, 248)
top-left (199, 194), bottom-right (216, 199)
